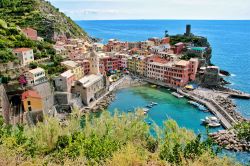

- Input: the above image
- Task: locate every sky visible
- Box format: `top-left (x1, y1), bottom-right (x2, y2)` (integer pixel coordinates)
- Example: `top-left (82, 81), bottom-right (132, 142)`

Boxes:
top-left (48, 0), bottom-right (250, 20)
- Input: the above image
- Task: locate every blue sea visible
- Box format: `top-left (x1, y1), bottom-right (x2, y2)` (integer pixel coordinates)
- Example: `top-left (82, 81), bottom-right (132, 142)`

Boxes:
top-left (76, 20), bottom-right (250, 164)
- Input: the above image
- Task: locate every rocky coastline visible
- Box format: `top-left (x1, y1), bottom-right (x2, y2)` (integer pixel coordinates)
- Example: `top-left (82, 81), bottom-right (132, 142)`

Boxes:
top-left (215, 96), bottom-right (246, 122)
top-left (209, 129), bottom-right (250, 152)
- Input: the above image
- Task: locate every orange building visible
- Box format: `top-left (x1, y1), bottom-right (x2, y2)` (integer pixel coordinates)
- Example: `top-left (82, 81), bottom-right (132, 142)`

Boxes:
top-left (22, 90), bottom-right (43, 112)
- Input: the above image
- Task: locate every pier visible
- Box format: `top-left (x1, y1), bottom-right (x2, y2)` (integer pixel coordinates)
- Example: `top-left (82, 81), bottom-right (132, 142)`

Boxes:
top-left (215, 90), bottom-right (250, 99)
top-left (178, 89), bottom-right (237, 129)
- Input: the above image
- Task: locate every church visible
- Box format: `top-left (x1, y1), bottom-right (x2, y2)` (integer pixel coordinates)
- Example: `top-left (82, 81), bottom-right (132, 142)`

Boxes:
top-left (75, 50), bottom-right (108, 106)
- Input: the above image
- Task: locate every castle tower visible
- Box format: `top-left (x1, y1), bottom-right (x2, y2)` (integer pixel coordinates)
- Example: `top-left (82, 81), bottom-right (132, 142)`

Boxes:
top-left (89, 50), bottom-right (100, 75)
top-left (185, 24), bottom-right (191, 36)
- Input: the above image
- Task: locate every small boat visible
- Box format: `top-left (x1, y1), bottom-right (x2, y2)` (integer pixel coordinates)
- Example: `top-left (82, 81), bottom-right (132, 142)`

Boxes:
top-left (201, 116), bottom-right (220, 126)
top-left (208, 122), bottom-right (221, 127)
top-left (146, 105), bottom-right (153, 108)
top-left (171, 92), bottom-right (184, 98)
top-left (151, 102), bottom-right (158, 106)
top-left (142, 108), bottom-right (150, 115)
top-left (188, 101), bottom-right (207, 111)
top-left (151, 85), bottom-right (157, 88)
top-left (147, 121), bottom-right (152, 125)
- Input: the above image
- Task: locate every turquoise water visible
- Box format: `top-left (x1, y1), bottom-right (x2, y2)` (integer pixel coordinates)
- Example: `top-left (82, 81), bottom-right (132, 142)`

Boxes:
top-left (108, 86), bottom-right (222, 134)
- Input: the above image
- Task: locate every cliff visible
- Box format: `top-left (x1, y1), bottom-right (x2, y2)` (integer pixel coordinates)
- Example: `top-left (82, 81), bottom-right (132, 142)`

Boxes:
top-left (0, 0), bottom-right (88, 41)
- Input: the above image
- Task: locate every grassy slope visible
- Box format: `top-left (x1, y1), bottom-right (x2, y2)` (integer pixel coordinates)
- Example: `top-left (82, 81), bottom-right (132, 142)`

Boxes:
top-left (0, 0), bottom-right (88, 41)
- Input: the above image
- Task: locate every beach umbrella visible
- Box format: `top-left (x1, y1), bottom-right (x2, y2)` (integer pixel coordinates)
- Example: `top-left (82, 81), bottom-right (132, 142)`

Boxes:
top-left (185, 85), bottom-right (194, 90)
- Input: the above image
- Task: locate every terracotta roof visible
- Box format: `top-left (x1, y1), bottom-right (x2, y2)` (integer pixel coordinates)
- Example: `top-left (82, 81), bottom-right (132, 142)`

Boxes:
top-left (22, 90), bottom-right (41, 100)
top-left (13, 48), bottom-right (32, 53)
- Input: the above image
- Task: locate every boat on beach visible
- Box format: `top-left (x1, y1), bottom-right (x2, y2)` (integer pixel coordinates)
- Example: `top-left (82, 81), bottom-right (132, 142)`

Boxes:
top-left (171, 92), bottom-right (184, 98)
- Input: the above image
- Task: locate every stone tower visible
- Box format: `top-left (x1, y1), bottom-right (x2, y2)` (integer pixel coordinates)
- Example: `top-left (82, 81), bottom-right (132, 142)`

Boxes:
top-left (89, 50), bottom-right (100, 75)
top-left (185, 24), bottom-right (191, 36)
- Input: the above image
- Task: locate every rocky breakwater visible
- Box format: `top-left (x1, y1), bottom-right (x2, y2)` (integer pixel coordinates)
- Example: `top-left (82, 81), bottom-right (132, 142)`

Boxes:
top-left (209, 129), bottom-right (250, 152)
top-left (90, 93), bottom-right (116, 113)
top-left (215, 96), bottom-right (246, 122)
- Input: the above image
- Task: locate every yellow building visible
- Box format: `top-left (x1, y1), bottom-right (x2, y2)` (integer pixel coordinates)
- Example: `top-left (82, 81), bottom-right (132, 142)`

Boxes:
top-left (127, 55), bottom-right (146, 76)
top-left (61, 60), bottom-right (84, 80)
top-left (22, 90), bottom-right (43, 112)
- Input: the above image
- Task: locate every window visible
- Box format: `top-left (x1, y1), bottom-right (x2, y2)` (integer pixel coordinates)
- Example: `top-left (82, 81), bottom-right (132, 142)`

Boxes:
top-left (28, 101), bottom-right (31, 105)
top-left (28, 107), bottom-right (32, 111)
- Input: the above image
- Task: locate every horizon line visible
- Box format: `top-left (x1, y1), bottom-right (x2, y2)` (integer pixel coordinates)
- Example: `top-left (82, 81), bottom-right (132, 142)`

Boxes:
top-left (74, 18), bottom-right (250, 21)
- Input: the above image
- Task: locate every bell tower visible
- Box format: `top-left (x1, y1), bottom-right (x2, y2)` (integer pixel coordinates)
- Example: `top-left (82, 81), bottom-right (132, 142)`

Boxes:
top-left (89, 50), bottom-right (100, 75)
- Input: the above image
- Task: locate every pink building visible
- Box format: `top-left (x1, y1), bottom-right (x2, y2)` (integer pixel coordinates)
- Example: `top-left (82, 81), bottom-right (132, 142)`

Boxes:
top-left (173, 42), bottom-right (184, 54)
top-left (146, 56), bottom-right (199, 87)
top-left (99, 56), bottom-right (120, 73)
top-left (22, 28), bottom-right (38, 41)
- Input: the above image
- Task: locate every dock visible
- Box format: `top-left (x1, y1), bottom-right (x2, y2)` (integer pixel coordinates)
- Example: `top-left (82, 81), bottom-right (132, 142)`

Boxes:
top-left (215, 90), bottom-right (250, 99)
top-left (178, 89), bottom-right (237, 129)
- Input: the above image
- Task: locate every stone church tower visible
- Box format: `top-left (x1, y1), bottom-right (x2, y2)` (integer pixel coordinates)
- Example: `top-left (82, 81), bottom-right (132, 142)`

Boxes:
top-left (89, 50), bottom-right (100, 75)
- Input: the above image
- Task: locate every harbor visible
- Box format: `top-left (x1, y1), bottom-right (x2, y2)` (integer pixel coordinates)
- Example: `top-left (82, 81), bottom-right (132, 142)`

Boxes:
top-left (107, 85), bottom-right (223, 134)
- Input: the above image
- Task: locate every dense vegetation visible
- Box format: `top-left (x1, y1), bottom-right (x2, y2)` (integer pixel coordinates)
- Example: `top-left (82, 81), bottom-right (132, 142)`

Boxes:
top-left (0, 19), bottom-right (56, 62)
top-left (234, 121), bottom-right (250, 142)
top-left (170, 35), bottom-right (210, 47)
top-left (0, 0), bottom-right (88, 41)
top-left (0, 110), bottom-right (240, 165)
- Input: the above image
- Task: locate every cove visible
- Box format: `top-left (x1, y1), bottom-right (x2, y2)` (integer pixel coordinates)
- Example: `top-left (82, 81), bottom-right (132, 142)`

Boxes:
top-left (107, 85), bottom-right (250, 164)
top-left (107, 85), bottom-right (223, 134)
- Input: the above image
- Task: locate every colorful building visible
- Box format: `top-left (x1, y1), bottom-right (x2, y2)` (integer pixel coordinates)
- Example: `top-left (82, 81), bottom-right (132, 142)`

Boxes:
top-left (22, 90), bottom-right (43, 112)
top-left (146, 56), bottom-right (199, 87)
top-left (61, 60), bottom-right (83, 80)
top-left (13, 48), bottom-right (34, 66)
top-left (173, 42), bottom-right (184, 54)
top-left (24, 67), bottom-right (46, 86)
top-left (128, 55), bottom-right (147, 75)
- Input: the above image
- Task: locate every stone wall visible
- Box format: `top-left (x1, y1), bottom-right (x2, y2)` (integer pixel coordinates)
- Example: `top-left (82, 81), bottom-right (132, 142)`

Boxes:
top-left (0, 85), bottom-right (10, 124)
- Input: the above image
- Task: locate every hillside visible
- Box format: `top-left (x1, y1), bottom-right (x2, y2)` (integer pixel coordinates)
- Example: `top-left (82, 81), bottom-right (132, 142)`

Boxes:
top-left (0, 19), bottom-right (55, 62)
top-left (0, 0), bottom-right (88, 41)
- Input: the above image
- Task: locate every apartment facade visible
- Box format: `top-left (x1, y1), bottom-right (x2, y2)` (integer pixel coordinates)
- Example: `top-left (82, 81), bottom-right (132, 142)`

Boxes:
top-left (13, 48), bottom-right (34, 66)
top-left (24, 67), bottom-right (46, 86)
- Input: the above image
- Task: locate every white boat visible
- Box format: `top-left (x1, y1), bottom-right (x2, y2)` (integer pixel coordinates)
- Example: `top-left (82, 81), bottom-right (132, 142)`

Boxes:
top-left (201, 116), bottom-right (221, 127)
top-left (142, 108), bottom-right (149, 115)
top-left (188, 101), bottom-right (207, 111)
top-left (171, 92), bottom-right (184, 98)
top-left (151, 102), bottom-right (158, 105)
top-left (208, 122), bottom-right (221, 127)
